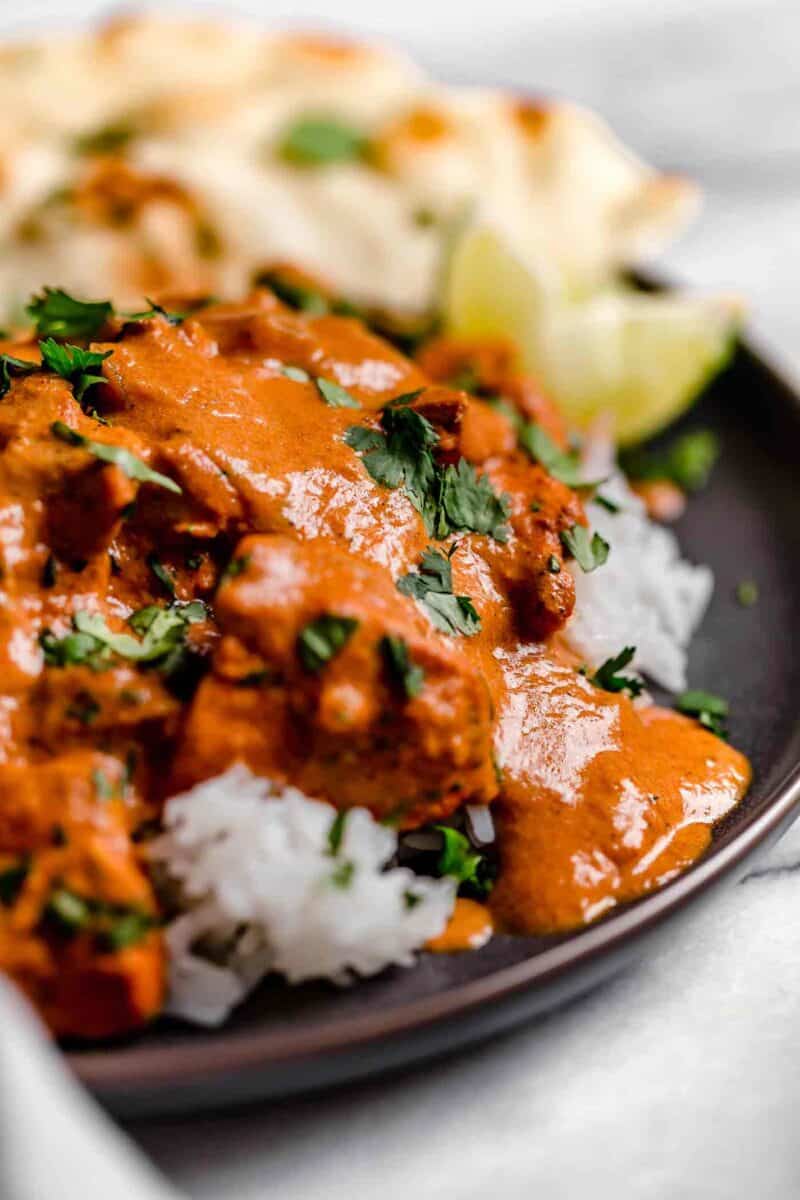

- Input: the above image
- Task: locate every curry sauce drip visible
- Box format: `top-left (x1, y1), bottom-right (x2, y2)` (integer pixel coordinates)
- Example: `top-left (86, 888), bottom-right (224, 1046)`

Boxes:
top-left (0, 292), bottom-right (750, 1036)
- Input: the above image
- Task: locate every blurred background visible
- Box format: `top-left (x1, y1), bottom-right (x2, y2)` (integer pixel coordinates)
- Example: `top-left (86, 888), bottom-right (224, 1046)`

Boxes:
top-left (1, 0), bottom-right (798, 369)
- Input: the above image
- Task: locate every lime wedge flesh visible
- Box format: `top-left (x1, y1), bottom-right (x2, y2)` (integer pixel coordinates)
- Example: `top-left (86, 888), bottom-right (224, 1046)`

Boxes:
top-left (445, 227), bottom-right (741, 446)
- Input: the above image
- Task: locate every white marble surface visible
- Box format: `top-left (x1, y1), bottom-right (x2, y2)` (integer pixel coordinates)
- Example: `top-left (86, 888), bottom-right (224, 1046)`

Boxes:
top-left (4, 0), bottom-right (800, 1196)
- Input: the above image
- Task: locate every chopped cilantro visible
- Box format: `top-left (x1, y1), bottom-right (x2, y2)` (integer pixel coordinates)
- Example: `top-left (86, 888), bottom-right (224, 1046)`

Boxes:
top-left (435, 826), bottom-right (492, 896)
top-left (437, 458), bottom-right (510, 542)
top-left (547, 555), bottom-right (561, 574)
top-left (221, 554), bottom-right (251, 582)
top-left (327, 810), bottom-right (348, 856)
top-left (0, 353), bottom-right (38, 399)
top-left (44, 885), bottom-right (153, 950)
top-left (255, 270), bottom-right (331, 314)
top-left (282, 365), bottom-right (310, 382)
top-left (519, 423), bottom-right (590, 487)
top-left (42, 602), bottom-right (206, 671)
top-left (39, 338), bottom-right (112, 404)
top-left (560, 524), bottom-right (610, 573)
top-left (397, 546), bottom-right (481, 637)
top-left (298, 614), bottom-right (359, 672)
top-left (278, 116), bottom-right (368, 166)
top-left (381, 635), bottom-right (425, 699)
top-left (621, 429), bottom-right (720, 493)
top-left (594, 494), bottom-right (621, 514)
top-left (125, 298), bottom-right (186, 326)
top-left (50, 421), bottom-right (182, 494)
top-left (147, 552), bottom-right (176, 597)
top-left (589, 646), bottom-right (644, 699)
top-left (346, 394), bottom-right (509, 540)
top-left (317, 377), bottom-right (360, 408)
top-left (736, 579), bottom-right (759, 608)
top-left (73, 121), bottom-right (136, 156)
top-left (330, 860), bottom-right (355, 889)
top-left (0, 860), bottom-right (28, 906)
top-left (27, 288), bottom-right (113, 339)
top-left (676, 689), bottom-right (729, 738)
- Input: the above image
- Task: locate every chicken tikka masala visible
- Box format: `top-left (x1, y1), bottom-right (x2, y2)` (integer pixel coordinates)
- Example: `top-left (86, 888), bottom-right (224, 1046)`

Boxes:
top-left (0, 280), bottom-right (749, 1039)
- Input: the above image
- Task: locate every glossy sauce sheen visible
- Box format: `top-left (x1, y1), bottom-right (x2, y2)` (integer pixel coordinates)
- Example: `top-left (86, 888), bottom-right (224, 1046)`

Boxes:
top-left (0, 293), bottom-right (750, 1036)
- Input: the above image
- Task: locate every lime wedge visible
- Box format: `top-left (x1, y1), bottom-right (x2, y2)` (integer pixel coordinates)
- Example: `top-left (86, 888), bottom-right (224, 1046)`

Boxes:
top-left (444, 227), bottom-right (741, 446)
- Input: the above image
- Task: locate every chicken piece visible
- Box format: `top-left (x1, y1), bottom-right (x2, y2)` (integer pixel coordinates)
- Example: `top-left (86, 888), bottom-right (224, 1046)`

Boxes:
top-left (0, 752), bottom-right (164, 1038)
top-left (172, 534), bottom-right (498, 827)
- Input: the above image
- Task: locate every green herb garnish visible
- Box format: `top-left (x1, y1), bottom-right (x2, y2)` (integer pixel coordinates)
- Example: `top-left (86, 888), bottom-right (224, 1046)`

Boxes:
top-left (0, 860), bottom-right (28, 906)
top-left (519, 423), bottom-right (590, 488)
top-left (27, 288), bottom-right (113, 339)
top-left (44, 885), bottom-right (153, 950)
top-left (346, 393), bottom-right (509, 540)
top-left (282, 365), bottom-right (310, 382)
top-left (381, 635), bottom-right (425, 699)
top-left (397, 546), bottom-right (481, 637)
top-left (39, 338), bottom-right (112, 404)
top-left (73, 121), bottom-right (136, 156)
top-left (278, 116), bottom-right (368, 166)
top-left (560, 524), bottom-right (610, 573)
top-left (736, 579), bottom-right (759, 608)
top-left (147, 552), bottom-right (176, 597)
top-left (621, 429), bottom-right (720, 492)
top-left (221, 554), bottom-right (251, 582)
top-left (317, 377), bottom-right (360, 408)
top-left (0, 353), bottom-right (38, 398)
top-left (50, 421), bottom-right (182, 494)
top-left (327, 810), bottom-right (348, 856)
top-left (676, 689), bottom-right (729, 737)
top-left (435, 826), bottom-right (492, 896)
top-left (589, 646), bottom-right (644, 698)
top-left (594, 494), bottom-right (620, 514)
top-left (298, 614), bottom-right (359, 672)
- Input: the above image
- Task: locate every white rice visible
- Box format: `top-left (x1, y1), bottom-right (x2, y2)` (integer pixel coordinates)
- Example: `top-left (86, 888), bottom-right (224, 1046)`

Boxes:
top-left (149, 765), bottom-right (455, 1027)
top-left (564, 436), bottom-right (713, 692)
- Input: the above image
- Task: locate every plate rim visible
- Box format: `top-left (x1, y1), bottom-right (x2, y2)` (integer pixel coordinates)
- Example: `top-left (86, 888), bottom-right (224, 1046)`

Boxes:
top-left (69, 336), bottom-right (800, 1104)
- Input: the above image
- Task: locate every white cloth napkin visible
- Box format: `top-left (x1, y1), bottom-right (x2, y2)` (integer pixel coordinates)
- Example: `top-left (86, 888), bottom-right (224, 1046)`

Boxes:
top-left (0, 980), bottom-right (180, 1200)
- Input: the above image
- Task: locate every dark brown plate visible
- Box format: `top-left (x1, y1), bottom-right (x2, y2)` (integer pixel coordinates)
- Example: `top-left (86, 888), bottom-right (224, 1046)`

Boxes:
top-left (70, 340), bottom-right (800, 1117)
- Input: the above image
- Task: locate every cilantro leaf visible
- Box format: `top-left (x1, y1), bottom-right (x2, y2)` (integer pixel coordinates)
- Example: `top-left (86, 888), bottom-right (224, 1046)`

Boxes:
top-left (317, 377), bottom-right (360, 408)
top-left (0, 860), bottom-right (28, 906)
top-left (676, 689), bottom-right (729, 738)
top-left (589, 646), bottom-right (644, 698)
top-left (73, 121), bottom-right (137, 156)
top-left (381, 635), bottom-right (425, 699)
top-left (0, 353), bottom-right (38, 399)
top-left (437, 458), bottom-right (510, 542)
top-left (41, 602), bottom-right (206, 671)
top-left (298, 615), bottom-right (359, 672)
top-left (39, 338), bottom-right (112, 405)
top-left (397, 547), bottom-right (481, 637)
top-left (50, 421), bottom-right (182, 494)
top-left (519, 423), bottom-right (586, 486)
top-left (27, 288), bottom-right (113, 339)
top-left (620, 429), bottom-right (720, 493)
top-left (44, 885), bottom-right (154, 950)
top-left (560, 524), bottom-right (610, 573)
top-left (327, 810), bottom-right (348, 855)
top-left (278, 116), bottom-right (368, 166)
top-left (282, 365), bottom-right (310, 382)
top-left (125, 298), bottom-right (186, 326)
top-left (346, 395), bottom-right (509, 540)
top-left (345, 401), bottom-right (437, 512)
top-left (147, 553), bottom-right (176, 597)
top-left (435, 826), bottom-right (493, 896)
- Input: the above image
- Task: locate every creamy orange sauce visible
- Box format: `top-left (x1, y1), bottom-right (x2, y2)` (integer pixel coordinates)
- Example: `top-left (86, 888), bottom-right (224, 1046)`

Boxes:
top-left (0, 291), bottom-right (750, 1037)
top-left (427, 899), bottom-right (494, 953)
